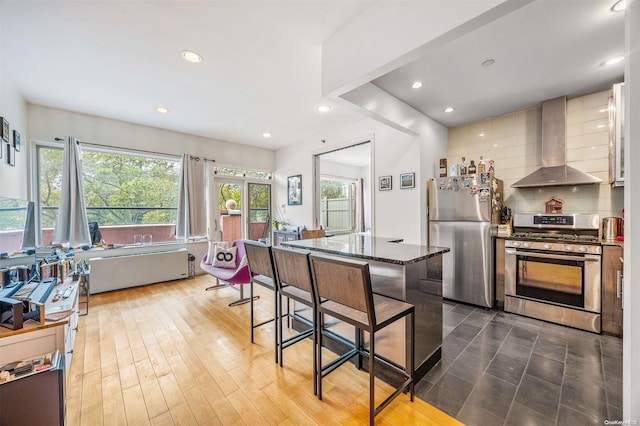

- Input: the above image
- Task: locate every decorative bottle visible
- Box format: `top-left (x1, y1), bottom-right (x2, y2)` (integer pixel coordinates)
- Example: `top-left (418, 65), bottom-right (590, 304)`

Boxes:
top-left (459, 157), bottom-right (467, 175)
top-left (439, 158), bottom-right (447, 177)
top-left (468, 160), bottom-right (477, 174)
top-left (478, 156), bottom-right (486, 173)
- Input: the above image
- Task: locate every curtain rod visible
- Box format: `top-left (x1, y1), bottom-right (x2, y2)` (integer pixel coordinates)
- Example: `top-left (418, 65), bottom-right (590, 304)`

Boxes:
top-left (56, 138), bottom-right (214, 162)
top-left (188, 155), bottom-right (215, 163)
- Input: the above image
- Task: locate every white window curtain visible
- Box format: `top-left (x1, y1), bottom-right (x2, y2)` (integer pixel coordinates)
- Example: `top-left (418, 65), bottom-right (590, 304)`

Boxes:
top-left (357, 178), bottom-right (365, 232)
top-left (176, 154), bottom-right (208, 239)
top-left (50, 137), bottom-right (91, 246)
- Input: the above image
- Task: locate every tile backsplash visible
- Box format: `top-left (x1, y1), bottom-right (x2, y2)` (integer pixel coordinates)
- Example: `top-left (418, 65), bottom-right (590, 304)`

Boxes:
top-left (448, 89), bottom-right (624, 221)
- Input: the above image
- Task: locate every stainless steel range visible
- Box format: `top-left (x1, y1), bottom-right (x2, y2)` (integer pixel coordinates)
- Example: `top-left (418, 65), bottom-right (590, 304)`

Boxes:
top-left (504, 213), bottom-right (602, 333)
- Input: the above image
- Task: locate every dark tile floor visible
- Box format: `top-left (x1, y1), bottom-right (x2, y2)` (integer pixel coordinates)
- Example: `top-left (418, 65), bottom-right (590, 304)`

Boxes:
top-left (415, 301), bottom-right (623, 426)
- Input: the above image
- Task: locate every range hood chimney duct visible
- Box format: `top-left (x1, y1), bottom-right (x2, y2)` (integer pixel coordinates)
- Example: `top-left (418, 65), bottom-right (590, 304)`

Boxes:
top-left (511, 96), bottom-right (602, 188)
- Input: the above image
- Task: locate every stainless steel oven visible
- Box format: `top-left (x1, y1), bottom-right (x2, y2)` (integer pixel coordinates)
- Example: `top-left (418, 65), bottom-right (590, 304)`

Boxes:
top-left (504, 213), bottom-right (602, 333)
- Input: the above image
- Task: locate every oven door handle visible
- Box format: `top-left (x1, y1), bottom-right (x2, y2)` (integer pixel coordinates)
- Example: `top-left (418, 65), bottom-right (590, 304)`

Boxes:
top-left (507, 250), bottom-right (599, 262)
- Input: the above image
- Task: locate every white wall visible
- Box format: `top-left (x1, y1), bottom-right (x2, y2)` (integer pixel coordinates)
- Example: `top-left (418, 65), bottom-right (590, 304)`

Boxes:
top-left (0, 73), bottom-right (28, 199)
top-left (448, 90), bottom-right (624, 221)
top-left (27, 105), bottom-right (275, 174)
top-left (275, 116), bottom-right (447, 245)
top-left (623, 0), bottom-right (639, 419)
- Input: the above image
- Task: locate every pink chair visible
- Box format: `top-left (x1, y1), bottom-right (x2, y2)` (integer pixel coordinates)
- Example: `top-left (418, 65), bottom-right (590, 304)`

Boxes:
top-left (201, 240), bottom-right (254, 306)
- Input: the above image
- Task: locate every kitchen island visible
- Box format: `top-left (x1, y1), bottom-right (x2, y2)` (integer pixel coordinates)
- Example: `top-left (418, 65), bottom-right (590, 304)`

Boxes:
top-left (282, 234), bottom-right (449, 382)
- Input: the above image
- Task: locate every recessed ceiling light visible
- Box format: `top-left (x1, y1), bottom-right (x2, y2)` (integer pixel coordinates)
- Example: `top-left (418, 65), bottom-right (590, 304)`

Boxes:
top-left (444, 107), bottom-right (455, 113)
top-left (181, 50), bottom-right (203, 63)
top-left (479, 133), bottom-right (486, 137)
top-left (599, 108), bottom-right (609, 112)
top-left (412, 81), bottom-right (423, 89)
top-left (597, 124), bottom-right (606, 128)
top-left (262, 132), bottom-right (271, 138)
top-left (316, 104), bottom-right (332, 113)
top-left (604, 56), bottom-right (624, 66)
top-left (156, 107), bottom-right (169, 114)
top-left (611, 0), bottom-right (626, 12)
top-left (493, 143), bottom-right (499, 147)
top-left (481, 59), bottom-right (495, 67)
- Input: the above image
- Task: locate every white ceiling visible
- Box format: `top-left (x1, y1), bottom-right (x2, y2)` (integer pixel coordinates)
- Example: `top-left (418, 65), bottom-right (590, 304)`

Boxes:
top-left (372, 0), bottom-right (625, 128)
top-left (0, 1), bottom-right (374, 150)
top-left (0, 1), bottom-right (627, 150)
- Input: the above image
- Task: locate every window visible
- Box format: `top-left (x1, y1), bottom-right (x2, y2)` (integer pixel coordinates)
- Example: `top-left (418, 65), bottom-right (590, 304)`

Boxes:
top-left (320, 176), bottom-right (358, 233)
top-left (36, 143), bottom-right (181, 245)
top-left (212, 167), bottom-right (272, 242)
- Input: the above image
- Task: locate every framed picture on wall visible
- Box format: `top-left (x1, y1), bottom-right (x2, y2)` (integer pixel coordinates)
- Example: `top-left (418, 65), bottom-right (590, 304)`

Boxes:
top-left (0, 117), bottom-right (8, 143)
top-left (379, 175), bottom-right (392, 191)
top-left (400, 172), bottom-right (415, 189)
top-left (287, 174), bottom-right (302, 205)
top-left (12, 130), bottom-right (20, 152)
top-left (7, 144), bottom-right (15, 166)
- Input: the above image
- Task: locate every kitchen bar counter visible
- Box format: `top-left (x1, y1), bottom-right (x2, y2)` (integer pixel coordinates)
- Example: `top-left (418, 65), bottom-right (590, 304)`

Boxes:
top-left (282, 234), bottom-right (449, 382)
top-left (281, 233), bottom-right (449, 265)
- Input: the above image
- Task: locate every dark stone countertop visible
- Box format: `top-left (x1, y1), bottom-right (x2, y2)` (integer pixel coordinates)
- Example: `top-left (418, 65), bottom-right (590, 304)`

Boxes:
top-left (281, 234), bottom-right (450, 265)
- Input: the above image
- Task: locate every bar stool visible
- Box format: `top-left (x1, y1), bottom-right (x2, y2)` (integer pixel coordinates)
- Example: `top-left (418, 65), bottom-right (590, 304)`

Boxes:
top-left (243, 240), bottom-right (279, 363)
top-left (309, 252), bottom-right (414, 425)
top-left (271, 246), bottom-right (317, 394)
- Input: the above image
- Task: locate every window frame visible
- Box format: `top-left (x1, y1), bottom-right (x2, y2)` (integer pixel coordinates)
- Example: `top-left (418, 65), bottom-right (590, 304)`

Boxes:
top-left (31, 139), bottom-right (182, 246)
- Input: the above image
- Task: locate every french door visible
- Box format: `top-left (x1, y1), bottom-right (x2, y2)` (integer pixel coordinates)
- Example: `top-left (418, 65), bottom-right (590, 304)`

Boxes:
top-left (212, 177), bottom-right (271, 243)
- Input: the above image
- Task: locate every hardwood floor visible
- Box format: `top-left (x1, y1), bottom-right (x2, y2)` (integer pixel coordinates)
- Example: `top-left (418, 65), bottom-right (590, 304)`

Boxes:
top-left (66, 275), bottom-right (461, 425)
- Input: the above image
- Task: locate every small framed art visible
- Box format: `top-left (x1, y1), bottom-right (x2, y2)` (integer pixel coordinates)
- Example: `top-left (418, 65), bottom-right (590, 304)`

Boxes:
top-left (7, 144), bottom-right (15, 166)
top-left (400, 172), bottom-right (415, 189)
top-left (1, 118), bottom-right (8, 143)
top-left (287, 174), bottom-right (302, 205)
top-left (379, 175), bottom-right (392, 191)
top-left (13, 130), bottom-right (20, 152)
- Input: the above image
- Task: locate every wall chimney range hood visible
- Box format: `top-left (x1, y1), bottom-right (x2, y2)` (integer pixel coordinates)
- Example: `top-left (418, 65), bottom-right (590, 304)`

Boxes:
top-left (511, 96), bottom-right (602, 188)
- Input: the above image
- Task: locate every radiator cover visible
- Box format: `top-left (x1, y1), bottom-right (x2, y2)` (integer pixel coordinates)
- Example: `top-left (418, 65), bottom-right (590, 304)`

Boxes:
top-left (89, 248), bottom-right (188, 294)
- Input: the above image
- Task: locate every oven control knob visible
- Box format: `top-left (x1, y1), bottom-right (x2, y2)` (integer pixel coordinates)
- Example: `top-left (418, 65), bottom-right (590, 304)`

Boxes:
top-left (565, 245), bottom-right (574, 251)
top-left (512, 241), bottom-right (520, 247)
top-left (543, 244), bottom-right (551, 250)
top-left (579, 246), bottom-right (587, 252)
top-left (523, 242), bottom-right (530, 248)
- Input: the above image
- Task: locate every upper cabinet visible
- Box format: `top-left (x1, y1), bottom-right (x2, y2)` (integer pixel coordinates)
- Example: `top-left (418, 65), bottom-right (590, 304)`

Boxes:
top-left (609, 82), bottom-right (625, 187)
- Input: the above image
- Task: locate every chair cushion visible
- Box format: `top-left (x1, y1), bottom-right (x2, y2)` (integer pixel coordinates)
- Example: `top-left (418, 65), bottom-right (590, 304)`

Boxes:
top-left (212, 245), bottom-right (237, 268)
top-left (205, 241), bottom-right (234, 265)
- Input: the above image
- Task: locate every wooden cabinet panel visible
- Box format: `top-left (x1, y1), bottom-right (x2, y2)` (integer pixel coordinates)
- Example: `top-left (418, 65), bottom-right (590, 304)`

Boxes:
top-left (602, 245), bottom-right (623, 336)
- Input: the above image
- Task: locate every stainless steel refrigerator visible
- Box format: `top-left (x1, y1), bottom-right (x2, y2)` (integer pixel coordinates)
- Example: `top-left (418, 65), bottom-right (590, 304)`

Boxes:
top-left (428, 173), bottom-right (503, 308)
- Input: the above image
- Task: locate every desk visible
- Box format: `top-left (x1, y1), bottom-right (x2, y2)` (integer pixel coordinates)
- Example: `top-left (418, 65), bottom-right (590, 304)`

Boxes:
top-left (282, 234), bottom-right (449, 382)
top-left (273, 229), bottom-right (300, 246)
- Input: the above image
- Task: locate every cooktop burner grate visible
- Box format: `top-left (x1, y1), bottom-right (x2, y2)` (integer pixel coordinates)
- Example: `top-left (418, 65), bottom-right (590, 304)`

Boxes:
top-left (510, 232), bottom-right (599, 243)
